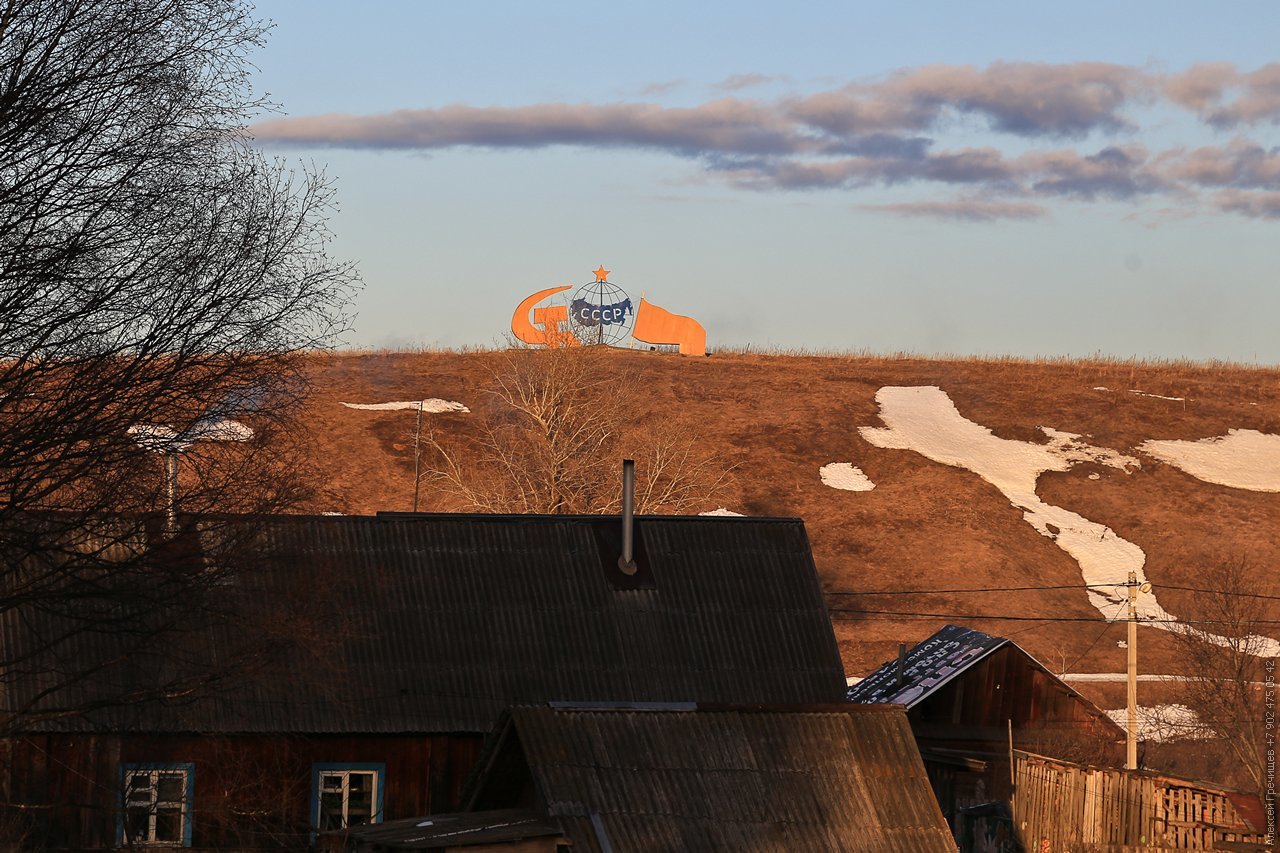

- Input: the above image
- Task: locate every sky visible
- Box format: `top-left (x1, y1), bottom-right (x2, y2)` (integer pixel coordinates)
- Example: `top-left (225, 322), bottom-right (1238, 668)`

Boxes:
top-left (247, 2), bottom-right (1280, 361)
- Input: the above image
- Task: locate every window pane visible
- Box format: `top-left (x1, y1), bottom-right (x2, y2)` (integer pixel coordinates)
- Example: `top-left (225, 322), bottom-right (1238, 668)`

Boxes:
top-left (319, 791), bottom-right (344, 830)
top-left (348, 789), bottom-right (373, 823)
top-left (155, 807), bottom-right (182, 842)
top-left (125, 808), bottom-right (151, 842)
top-left (155, 774), bottom-right (184, 803)
top-left (321, 773), bottom-right (343, 790)
top-left (348, 772), bottom-right (372, 792)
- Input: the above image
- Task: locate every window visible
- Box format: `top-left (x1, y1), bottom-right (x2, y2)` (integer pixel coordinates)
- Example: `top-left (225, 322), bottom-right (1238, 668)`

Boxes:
top-left (120, 763), bottom-right (194, 847)
top-left (311, 763), bottom-right (384, 832)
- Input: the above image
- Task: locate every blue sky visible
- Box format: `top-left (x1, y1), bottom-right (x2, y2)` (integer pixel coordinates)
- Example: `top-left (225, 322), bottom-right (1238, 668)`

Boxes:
top-left (249, 2), bottom-right (1280, 361)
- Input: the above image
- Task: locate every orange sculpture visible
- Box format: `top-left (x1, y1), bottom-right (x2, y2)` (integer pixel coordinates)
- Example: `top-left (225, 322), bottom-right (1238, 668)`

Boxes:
top-left (632, 298), bottom-right (706, 356)
top-left (512, 268), bottom-right (707, 356)
top-left (511, 285), bottom-right (580, 347)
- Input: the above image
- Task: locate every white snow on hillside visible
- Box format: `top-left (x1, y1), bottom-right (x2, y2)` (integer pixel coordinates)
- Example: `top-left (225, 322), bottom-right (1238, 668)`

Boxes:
top-left (820, 462), bottom-right (876, 492)
top-left (1093, 386), bottom-right (1185, 402)
top-left (699, 507), bottom-right (744, 517)
top-left (1140, 429), bottom-right (1280, 492)
top-left (1104, 704), bottom-right (1207, 742)
top-left (859, 386), bottom-right (1280, 656)
top-left (129, 417), bottom-right (254, 452)
top-left (341, 399), bottom-right (469, 413)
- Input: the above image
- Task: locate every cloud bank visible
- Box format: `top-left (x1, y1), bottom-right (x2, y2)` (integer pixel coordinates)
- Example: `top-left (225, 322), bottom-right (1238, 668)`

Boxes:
top-left (253, 62), bottom-right (1280, 221)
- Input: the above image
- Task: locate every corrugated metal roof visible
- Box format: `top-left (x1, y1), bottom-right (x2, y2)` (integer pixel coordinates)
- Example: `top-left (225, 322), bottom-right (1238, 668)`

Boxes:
top-left (847, 625), bottom-right (1122, 735)
top-left (6, 513), bottom-right (847, 733)
top-left (846, 624), bottom-right (1008, 706)
top-left (325, 809), bottom-right (559, 849)
top-left (477, 705), bottom-right (954, 852)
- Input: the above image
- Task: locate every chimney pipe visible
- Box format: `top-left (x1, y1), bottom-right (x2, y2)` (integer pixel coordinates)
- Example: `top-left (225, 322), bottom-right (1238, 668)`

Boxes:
top-left (896, 642), bottom-right (907, 688)
top-left (619, 459), bottom-right (636, 575)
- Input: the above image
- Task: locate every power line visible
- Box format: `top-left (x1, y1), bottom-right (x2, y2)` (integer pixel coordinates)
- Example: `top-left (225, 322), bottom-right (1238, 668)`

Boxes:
top-left (826, 583), bottom-right (1280, 600)
top-left (826, 606), bottom-right (1280, 625)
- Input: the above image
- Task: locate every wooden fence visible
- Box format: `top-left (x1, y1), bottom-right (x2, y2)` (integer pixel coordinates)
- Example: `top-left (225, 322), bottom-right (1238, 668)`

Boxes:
top-left (1012, 751), bottom-right (1267, 851)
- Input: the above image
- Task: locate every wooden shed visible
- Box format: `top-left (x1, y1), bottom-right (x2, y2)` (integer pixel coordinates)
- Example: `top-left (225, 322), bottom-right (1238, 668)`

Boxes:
top-left (1, 512), bottom-right (848, 849)
top-left (848, 624), bottom-right (1125, 834)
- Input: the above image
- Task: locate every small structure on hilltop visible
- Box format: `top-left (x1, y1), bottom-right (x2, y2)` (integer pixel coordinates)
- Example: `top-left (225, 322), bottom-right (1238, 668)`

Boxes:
top-left (511, 265), bottom-right (707, 355)
top-left (848, 625), bottom-right (1125, 836)
top-left (326, 705), bottom-right (955, 853)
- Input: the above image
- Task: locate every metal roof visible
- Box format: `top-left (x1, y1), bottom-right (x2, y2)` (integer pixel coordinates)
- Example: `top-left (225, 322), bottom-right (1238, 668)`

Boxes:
top-left (469, 705), bottom-right (955, 853)
top-left (6, 513), bottom-right (847, 733)
top-left (845, 624), bottom-right (1010, 707)
top-left (325, 809), bottom-right (560, 849)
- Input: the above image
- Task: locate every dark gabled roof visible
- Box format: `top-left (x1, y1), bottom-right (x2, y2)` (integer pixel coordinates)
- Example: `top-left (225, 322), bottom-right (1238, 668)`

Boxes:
top-left (325, 809), bottom-right (560, 849)
top-left (846, 625), bottom-right (1123, 739)
top-left (465, 705), bottom-right (956, 853)
top-left (9, 513), bottom-right (847, 733)
top-left (846, 624), bottom-right (1008, 706)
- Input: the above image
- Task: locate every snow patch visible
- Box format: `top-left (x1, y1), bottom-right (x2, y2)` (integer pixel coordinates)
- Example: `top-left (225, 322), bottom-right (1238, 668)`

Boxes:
top-left (1093, 386), bottom-right (1185, 402)
top-left (1104, 704), bottom-right (1207, 742)
top-left (129, 417), bottom-right (253, 452)
top-left (820, 462), bottom-right (876, 492)
top-left (1140, 430), bottom-right (1280, 492)
top-left (860, 386), bottom-right (1280, 656)
top-left (699, 507), bottom-right (744, 517)
top-left (341, 399), bottom-right (469, 413)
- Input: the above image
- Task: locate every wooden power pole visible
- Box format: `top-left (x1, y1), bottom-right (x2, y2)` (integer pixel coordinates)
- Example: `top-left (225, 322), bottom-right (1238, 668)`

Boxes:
top-left (1125, 571), bottom-right (1151, 770)
top-left (1126, 570), bottom-right (1139, 769)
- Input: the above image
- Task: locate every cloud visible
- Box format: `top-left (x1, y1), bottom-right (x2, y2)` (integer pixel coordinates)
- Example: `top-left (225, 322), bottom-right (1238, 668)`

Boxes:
top-left (1162, 139), bottom-right (1280, 190)
top-left (1213, 189), bottom-right (1280, 219)
top-left (712, 73), bottom-right (775, 92)
top-left (1165, 63), bottom-right (1280, 127)
top-left (859, 199), bottom-right (1048, 222)
top-left (637, 79), bottom-right (685, 96)
top-left (1019, 145), bottom-right (1165, 200)
top-left (787, 62), bottom-right (1145, 138)
top-left (251, 61), bottom-right (1280, 222)
top-left (253, 100), bottom-right (808, 158)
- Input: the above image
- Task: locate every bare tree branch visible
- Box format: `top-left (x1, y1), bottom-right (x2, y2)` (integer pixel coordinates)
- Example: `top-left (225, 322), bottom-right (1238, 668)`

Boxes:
top-left (420, 345), bottom-right (735, 515)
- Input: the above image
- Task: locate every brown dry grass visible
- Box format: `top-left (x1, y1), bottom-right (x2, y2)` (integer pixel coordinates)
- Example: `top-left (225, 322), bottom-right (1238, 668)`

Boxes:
top-left (296, 349), bottom-right (1280, 702)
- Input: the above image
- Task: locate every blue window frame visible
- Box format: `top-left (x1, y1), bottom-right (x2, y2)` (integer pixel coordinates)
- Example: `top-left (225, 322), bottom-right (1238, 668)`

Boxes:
top-left (310, 762), bottom-right (385, 833)
top-left (119, 762), bottom-right (195, 847)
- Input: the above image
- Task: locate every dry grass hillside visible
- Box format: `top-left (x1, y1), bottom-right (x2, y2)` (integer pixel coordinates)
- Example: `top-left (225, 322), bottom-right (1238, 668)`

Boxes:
top-left (295, 349), bottom-right (1280, 724)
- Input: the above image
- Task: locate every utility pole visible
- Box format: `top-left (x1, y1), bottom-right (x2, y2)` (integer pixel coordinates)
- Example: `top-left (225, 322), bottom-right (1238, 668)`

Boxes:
top-left (164, 452), bottom-right (179, 535)
top-left (1125, 571), bottom-right (1151, 770)
top-left (412, 400), bottom-right (423, 513)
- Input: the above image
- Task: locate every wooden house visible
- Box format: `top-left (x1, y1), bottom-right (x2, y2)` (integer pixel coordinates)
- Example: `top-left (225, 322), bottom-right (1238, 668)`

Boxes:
top-left (1, 512), bottom-right (848, 849)
top-left (327, 704), bottom-right (956, 853)
top-left (847, 624), bottom-right (1125, 833)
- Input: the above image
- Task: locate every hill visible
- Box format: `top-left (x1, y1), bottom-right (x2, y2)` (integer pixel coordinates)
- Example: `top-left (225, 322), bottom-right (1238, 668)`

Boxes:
top-left (294, 348), bottom-right (1280, 777)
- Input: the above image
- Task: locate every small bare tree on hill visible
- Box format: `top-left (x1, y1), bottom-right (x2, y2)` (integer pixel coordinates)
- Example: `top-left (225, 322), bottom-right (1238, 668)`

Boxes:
top-left (419, 345), bottom-right (734, 514)
top-left (1162, 556), bottom-right (1276, 798)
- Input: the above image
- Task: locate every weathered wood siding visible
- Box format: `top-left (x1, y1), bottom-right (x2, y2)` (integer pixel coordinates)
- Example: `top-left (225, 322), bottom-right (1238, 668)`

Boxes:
top-left (911, 645), bottom-right (1119, 744)
top-left (2, 733), bottom-right (483, 850)
top-left (1013, 751), bottom-right (1266, 851)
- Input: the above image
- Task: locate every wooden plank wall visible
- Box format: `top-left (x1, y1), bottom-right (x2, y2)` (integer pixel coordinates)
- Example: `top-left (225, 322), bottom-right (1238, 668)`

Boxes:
top-left (1012, 752), bottom-right (1266, 851)
top-left (1, 733), bottom-right (484, 850)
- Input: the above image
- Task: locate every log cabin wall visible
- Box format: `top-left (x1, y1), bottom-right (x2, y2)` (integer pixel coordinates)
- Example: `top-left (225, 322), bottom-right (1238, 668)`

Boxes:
top-left (2, 733), bottom-right (483, 850)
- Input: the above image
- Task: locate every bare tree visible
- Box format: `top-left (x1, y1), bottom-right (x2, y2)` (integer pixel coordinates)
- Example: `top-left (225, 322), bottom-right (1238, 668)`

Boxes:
top-left (1164, 556), bottom-right (1276, 798)
top-left (420, 345), bottom-right (734, 514)
top-left (0, 0), bottom-right (357, 735)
